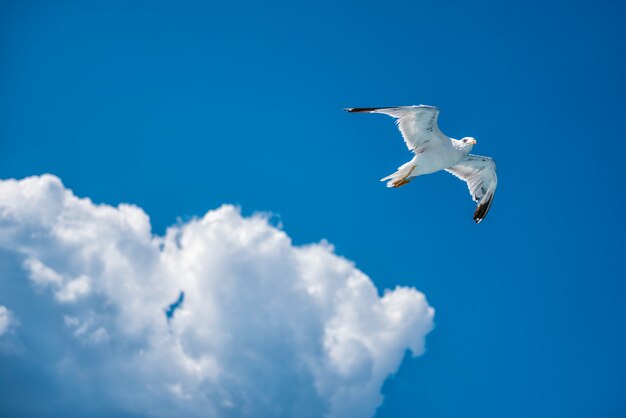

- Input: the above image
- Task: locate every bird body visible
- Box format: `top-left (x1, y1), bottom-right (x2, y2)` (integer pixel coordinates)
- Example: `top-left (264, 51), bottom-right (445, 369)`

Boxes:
top-left (346, 105), bottom-right (498, 223)
top-left (405, 138), bottom-right (469, 176)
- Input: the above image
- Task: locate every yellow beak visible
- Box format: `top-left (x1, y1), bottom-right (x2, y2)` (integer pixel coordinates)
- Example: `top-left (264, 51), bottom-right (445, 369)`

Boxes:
top-left (469, 139), bottom-right (477, 145)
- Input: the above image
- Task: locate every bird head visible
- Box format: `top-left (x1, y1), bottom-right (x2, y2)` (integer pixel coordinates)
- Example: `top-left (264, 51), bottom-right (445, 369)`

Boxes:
top-left (460, 137), bottom-right (477, 152)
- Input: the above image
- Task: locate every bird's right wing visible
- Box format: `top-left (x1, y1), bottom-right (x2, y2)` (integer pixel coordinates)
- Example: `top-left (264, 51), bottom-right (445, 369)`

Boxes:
top-left (445, 154), bottom-right (498, 223)
top-left (345, 105), bottom-right (448, 153)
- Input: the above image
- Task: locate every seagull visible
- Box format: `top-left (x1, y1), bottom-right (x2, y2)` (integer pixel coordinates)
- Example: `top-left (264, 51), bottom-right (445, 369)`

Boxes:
top-left (346, 105), bottom-right (497, 223)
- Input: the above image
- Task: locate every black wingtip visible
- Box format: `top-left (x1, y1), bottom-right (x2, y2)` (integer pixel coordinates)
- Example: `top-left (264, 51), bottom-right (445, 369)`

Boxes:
top-left (345, 105), bottom-right (439, 113)
top-left (473, 195), bottom-right (494, 224)
top-left (344, 107), bottom-right (379, 113)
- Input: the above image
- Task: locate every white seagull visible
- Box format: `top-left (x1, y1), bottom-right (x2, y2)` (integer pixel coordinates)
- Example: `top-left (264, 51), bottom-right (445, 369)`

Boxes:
top-left (346, 105), bottom-right (497, 223)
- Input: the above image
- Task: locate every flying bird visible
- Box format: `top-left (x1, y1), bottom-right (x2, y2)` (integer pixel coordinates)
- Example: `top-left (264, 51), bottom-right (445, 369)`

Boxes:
top-left (346, 105), bottom-right (497, 223)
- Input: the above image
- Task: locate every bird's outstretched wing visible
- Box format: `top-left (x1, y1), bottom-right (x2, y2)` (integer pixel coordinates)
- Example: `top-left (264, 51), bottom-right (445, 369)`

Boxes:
top-left (445, 154), bottom-right (497, 223)
top-left (345, 105), bottom-right (448, 153)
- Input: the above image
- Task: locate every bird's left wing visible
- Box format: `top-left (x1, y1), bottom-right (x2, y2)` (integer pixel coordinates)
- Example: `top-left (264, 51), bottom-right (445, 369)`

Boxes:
top-left (345, 105), bottom-right (448, 153)
top-left (445, 154), bottom-right (498, 223)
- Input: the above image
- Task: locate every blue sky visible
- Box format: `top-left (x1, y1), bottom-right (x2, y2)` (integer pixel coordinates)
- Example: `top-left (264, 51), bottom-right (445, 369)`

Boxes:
top-left (1, 0), bottom-right (626, 417)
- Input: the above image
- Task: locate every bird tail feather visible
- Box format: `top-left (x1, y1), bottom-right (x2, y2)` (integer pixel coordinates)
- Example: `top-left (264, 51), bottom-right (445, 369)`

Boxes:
top-left (381, 162), bottom-right (417, 188)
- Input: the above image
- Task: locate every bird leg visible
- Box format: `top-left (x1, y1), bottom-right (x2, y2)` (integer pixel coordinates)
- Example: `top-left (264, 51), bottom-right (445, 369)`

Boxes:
top-left (391, 178), bottom-right (410, 188)
top-left (391, 166), bottom-right (416, 188)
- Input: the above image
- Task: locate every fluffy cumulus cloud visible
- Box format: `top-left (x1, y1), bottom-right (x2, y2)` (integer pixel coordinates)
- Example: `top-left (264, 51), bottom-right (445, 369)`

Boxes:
top-left (0, 175), bottom-right (434, 418)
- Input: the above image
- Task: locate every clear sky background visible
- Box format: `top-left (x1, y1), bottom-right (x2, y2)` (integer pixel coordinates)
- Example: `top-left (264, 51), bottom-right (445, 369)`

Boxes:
top-left (1, 0), bottom-right (626, 417)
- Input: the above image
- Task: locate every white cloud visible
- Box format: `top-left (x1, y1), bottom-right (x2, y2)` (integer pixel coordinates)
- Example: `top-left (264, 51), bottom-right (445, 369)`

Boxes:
top-left (0, 306), bottom-right (11, 336)
top-left (0, 174), bottom-right (434, 418)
